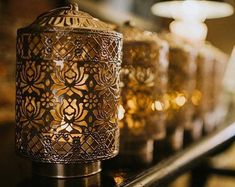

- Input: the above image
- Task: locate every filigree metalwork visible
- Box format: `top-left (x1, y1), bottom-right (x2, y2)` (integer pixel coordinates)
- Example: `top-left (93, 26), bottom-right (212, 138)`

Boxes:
top-left (118, 25), bottom-right (169, 141)
top-left (15, 4), bottom-right (122, 164)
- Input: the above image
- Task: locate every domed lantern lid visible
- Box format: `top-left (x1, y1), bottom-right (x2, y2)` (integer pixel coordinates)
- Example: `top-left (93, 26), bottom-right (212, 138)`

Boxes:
top-left (17, 1), bottom-right (122, 63)
top-left (20, 1), bottom-right (116, 32)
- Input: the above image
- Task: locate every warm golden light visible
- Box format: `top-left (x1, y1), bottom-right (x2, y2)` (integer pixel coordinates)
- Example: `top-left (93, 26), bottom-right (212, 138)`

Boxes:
top-left (114, 176), bottom-right (124, 185)
top-left (191, 90), bottom-right (202, 106)
top-left (151, 103), bottom-right (155, 111)
top-left (163, 95), bottom-right (171, 111)
top-left (15, 2), bottom-right (122, 177)
top-left (117, 23), bottom-right (168, 160)
top-left (152, 96), bottom-right (171, 111)
top-left (175, 95), bottom-right (187, 107)
top-left (163, 93), bottom-right (188, 110)
top-left (155, 100), bottom-right (164, 111)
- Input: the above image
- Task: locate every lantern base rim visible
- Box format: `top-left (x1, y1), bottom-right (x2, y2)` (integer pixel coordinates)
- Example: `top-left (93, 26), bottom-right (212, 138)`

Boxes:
top-left (32, 161), bottom-right (101, 178)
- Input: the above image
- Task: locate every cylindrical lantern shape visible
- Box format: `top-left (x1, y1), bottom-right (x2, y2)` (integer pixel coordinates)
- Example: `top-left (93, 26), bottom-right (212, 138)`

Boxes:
top-left (117, 22), bottom-right (169, 163)
top-left (203, 44), bottom-right (228, 133)
top-left (192, 44), bottom-right (215, 138)
top-left (15, 3), bottom-right (122, 177)
top-left (161, 33), bottom-right (197, 150)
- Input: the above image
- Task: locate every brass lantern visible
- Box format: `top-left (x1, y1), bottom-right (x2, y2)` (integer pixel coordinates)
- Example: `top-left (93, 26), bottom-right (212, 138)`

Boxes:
top-left (161, 33), bottom-right (197, 150)
top-left (117, 22), bottom-right (169, 163)
top-left (15, 2), bottom-right (123, 177)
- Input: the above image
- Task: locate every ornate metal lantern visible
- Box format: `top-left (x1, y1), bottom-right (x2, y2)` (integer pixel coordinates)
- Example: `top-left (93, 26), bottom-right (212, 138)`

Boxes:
top-left (117, 22), bottom-right (169, 163)
top-left (15, 2), bottom-right (122, 178)
top-left (161, 33), bottom-right (197, 150)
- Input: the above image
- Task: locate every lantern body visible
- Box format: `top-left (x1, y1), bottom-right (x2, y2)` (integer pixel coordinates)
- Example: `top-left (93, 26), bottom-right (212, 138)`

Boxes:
top-left (15, 4), bottom-right (122, 177)
top-left (161, 33), bottom-right (197, 150)
top-left (191, 44), bottom-right (214, 139)
top-left (203, 44), bottom-right (228, 133)
top-left (117, 24), bottom-right (169, 162)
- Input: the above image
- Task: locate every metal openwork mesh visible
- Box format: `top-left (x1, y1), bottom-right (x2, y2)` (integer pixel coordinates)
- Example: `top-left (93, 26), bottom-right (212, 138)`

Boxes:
top-left (118, 23), bottom-right (169, 141)
top-left (15, 3), bottom-right (123, 163)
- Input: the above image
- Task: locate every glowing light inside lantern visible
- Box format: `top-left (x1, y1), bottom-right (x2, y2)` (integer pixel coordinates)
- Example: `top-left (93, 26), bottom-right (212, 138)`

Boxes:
top-left (114, 176), bottom-right (124, 185)
top-left (175, 95), bottom-right (187, 107)
top-left (191, 89), bottom-right (202, 106)
top-left (155, 101), bottom-right (164, 111)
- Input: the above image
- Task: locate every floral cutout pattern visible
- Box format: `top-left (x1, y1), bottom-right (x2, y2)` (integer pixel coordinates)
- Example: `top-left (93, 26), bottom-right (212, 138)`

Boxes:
top-left (51, 63), bottom-right (89, 97)
top-left (119, 41), bottom-right (168, 140)
top-left (50, 98), bottom-right (88, 133)
top-left (20, 61), bottom-right (45, 95)
top-left (16, 29), bottom-right (122, 163)
top-left (19, 96), bottom-right (45, 131)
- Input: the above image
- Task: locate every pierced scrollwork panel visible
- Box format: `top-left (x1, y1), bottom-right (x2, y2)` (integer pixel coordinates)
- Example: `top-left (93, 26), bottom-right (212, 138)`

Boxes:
top-left (16, 28), bottom-right (122, 163)
top-left (119, 41), bottom-right (168, 141)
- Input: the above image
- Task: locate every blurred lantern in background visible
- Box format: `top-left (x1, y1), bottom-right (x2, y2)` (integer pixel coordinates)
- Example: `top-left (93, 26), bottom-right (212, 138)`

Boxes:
top-left (152, 0), bottom-right (233, 145)
top-left (192, 43), bottom-right (228, 137)
top-left (15, 2), bottom-right (122, 178)
top-left (192, 44), bottom-right (214, 139)
top-left (203, 45), bottom-right (229, 133)
top-left (117, 21), bottom-right (169, 164)
top-left (160, 33), bottom-right (197, 150)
